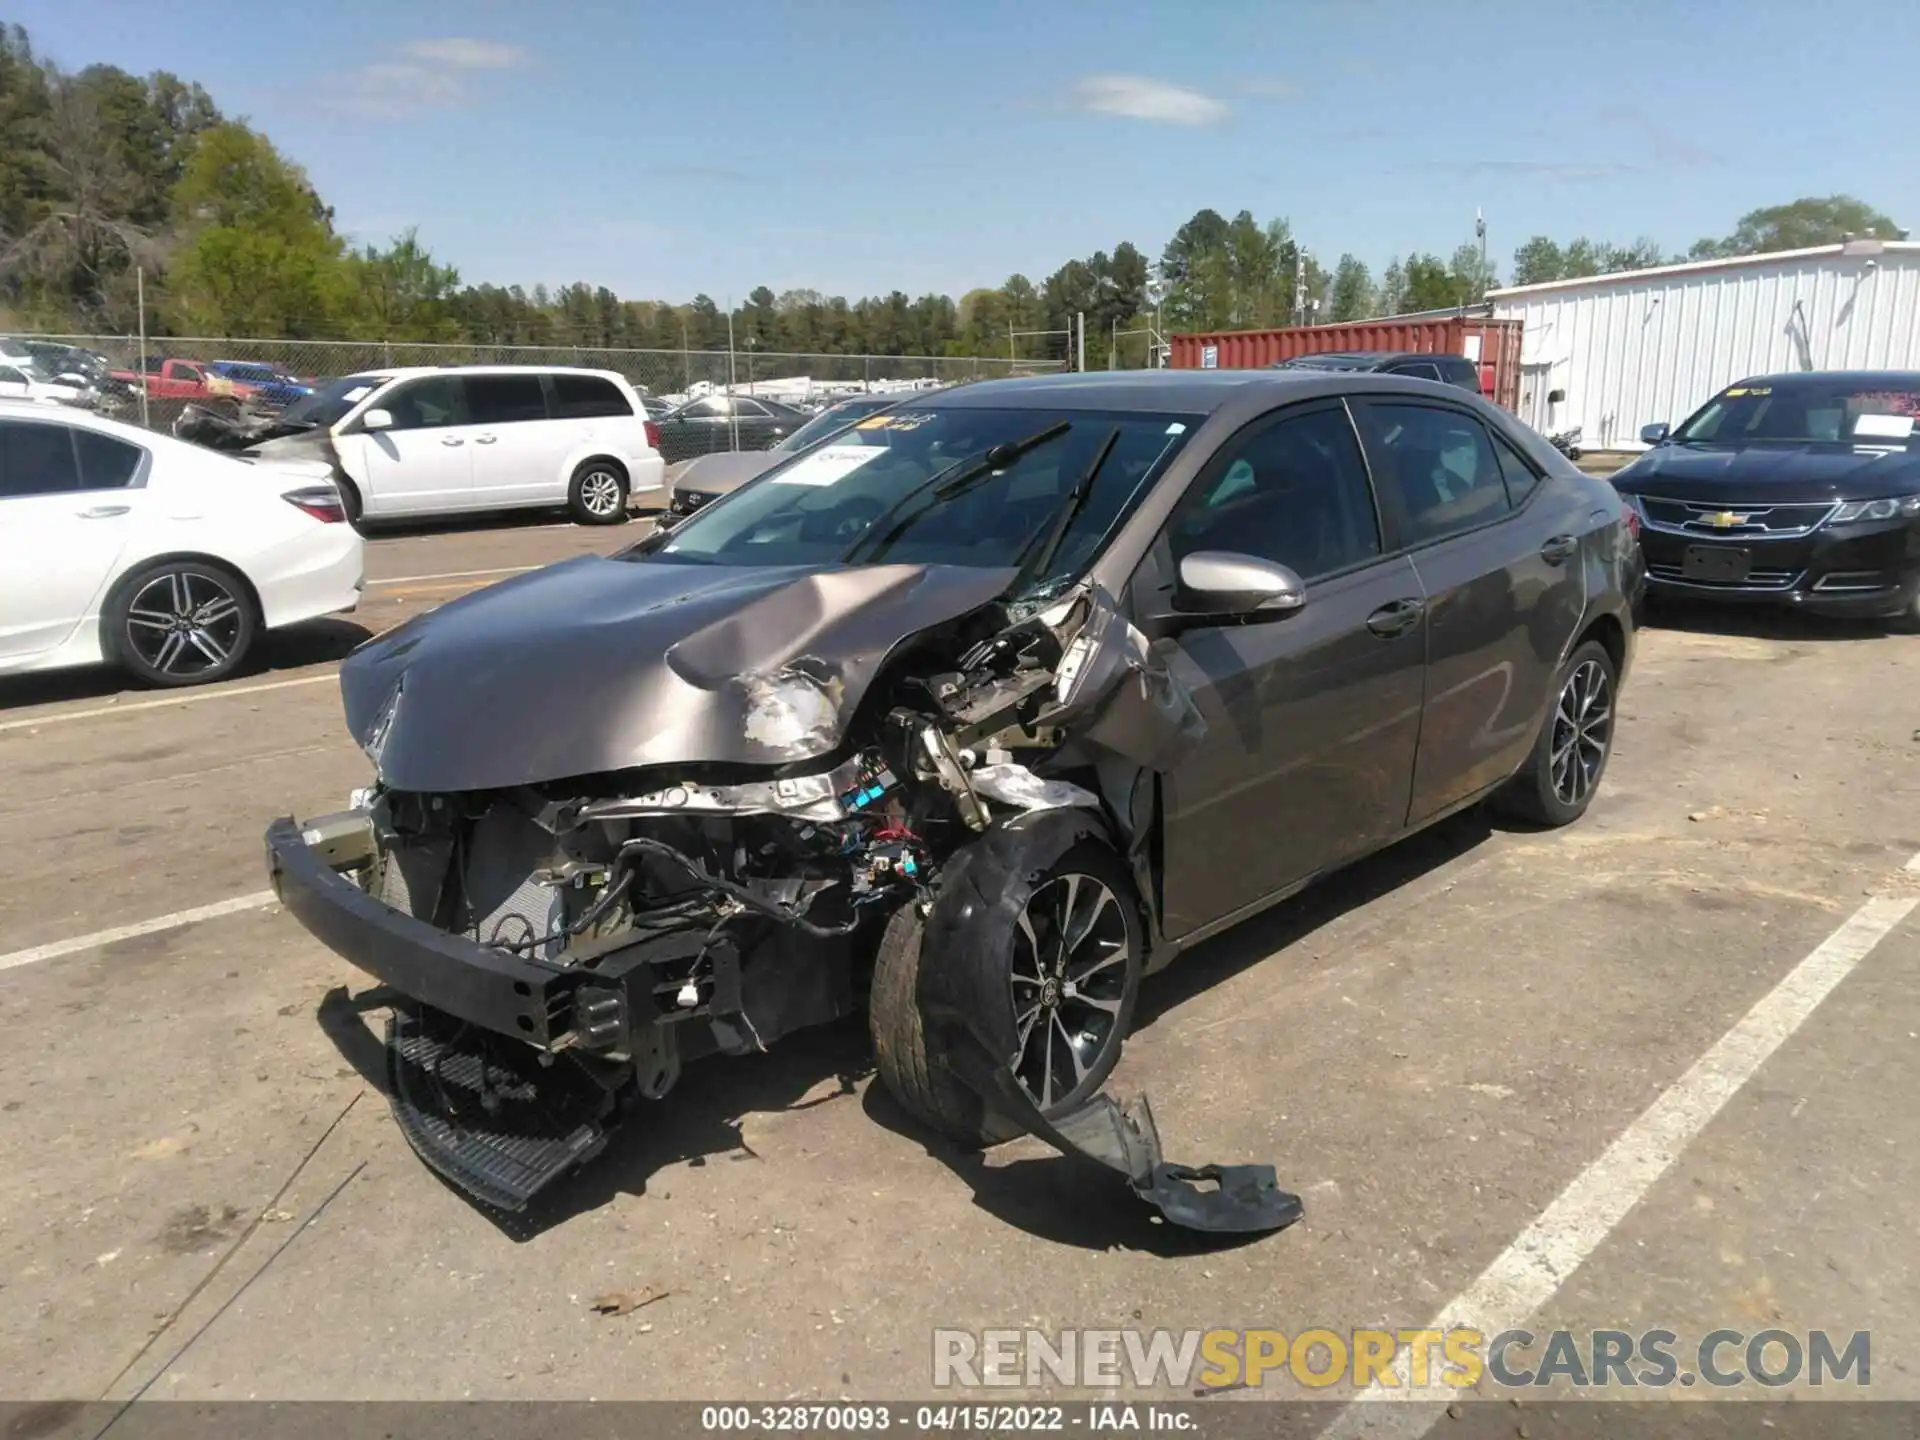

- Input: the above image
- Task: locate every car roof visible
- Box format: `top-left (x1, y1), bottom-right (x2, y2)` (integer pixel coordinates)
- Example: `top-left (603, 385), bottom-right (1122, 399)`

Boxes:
top-left (362, 364), bottom-right (637, 384)
top-left (1282, 351), bottom-right (1465, 366)
top-left (0, 399), bottom-right (180, 444)
top-left (1728, 370), bottom-right (1920, 387)
top-left (902, 368), bottom-right (1358, 414)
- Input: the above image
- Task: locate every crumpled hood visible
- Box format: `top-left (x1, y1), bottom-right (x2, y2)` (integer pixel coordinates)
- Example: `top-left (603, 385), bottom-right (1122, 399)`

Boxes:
top-left (667, 450), bottom-right (785, 495)
top-left (1613, 443), bottom-right (1920, 503)
top-left (341, 554), bottom-right (1016, 792)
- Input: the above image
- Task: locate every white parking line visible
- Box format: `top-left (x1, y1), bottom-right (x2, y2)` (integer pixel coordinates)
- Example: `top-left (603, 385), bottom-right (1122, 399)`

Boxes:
top-left (1321, 869), bottom-right (1920, 1438)
top-left (365, 523), bottom-right (574, 546)
top-left (0, 891), bottom-right (279, 974)
top-left (367, 565), bottom-right (536, 587)
top-left (0, 673), bottom-right (337, 734)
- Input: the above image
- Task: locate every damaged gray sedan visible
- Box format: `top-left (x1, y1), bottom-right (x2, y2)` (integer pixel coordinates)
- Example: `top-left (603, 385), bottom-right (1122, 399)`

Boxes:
top-left (266, 370), bottom-right (1637, 1231)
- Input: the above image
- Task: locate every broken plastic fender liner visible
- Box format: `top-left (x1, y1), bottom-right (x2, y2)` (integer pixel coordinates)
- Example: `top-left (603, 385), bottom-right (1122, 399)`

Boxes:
top-left (914, 810), bottom-right (1303, 1234)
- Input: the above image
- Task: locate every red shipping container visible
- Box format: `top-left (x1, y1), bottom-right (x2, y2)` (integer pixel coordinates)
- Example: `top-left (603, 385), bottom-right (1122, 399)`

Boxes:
top-left (1169, 317), bottom-right (1523, 413)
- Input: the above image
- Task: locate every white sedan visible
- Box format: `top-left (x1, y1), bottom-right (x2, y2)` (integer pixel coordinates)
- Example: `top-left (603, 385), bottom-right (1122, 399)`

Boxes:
top-left (0, 402), bottom-right (364, 687)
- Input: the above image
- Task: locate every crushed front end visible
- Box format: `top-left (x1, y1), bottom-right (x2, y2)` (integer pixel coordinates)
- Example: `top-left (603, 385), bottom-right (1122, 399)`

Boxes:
top-left (267, 562), bottom-right (1300, 1233)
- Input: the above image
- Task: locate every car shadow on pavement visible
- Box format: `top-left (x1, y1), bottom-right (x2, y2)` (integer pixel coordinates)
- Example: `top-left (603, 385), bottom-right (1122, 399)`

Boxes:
top-left (315, 983), bottom-right (879, 1241)
top-left (1639, 597), bottom-right (1894, 644)
top-left (0, 617), bottom-right (372, 711)
top-left (1133, 806), bottom-right (1493, 1033)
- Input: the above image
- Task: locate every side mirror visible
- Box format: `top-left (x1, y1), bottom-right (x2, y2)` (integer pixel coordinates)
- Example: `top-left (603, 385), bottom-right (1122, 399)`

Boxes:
top-left (1640, 422), bottom-right (1670, 446)
top-left (1547, 388), bottom-right (1566, 405)
top-left (361, 408), bottom-right (393, 431)
top-left (1173, 551), bottom-right (1306, 622)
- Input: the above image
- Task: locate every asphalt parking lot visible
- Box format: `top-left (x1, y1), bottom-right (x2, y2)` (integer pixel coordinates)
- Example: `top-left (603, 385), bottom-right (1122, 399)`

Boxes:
top-left (2, 511), bottom-right (1918, 1418)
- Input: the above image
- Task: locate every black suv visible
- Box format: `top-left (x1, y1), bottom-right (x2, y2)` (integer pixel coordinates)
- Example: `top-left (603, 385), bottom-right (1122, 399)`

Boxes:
top-left (1271, 351), bottom-right (1482, 393)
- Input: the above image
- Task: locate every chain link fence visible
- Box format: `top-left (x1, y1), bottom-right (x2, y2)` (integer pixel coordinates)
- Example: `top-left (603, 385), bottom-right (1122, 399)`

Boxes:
top-left (18, 334), bottom-right (1060, 436)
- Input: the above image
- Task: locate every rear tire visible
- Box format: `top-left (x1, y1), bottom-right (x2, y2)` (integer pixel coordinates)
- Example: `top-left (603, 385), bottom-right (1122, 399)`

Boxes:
top-left (105, 559), bottom-right (257, 688)
top-left (568, 460), bottom-right (629, 525)
top-left (1489, 638), bottom-right (1617, 827)
top-left (870, 839), bottom-right (1144, 1145)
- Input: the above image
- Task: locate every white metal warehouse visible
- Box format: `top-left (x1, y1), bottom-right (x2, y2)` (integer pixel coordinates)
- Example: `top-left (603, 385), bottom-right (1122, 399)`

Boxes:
top-left (1488, 239), bottom-right (1920, 450)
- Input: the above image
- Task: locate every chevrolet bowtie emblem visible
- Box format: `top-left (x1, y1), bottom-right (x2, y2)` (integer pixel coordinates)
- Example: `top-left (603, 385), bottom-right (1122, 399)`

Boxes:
top-left (1702, 510), bottom-right (1750, 528)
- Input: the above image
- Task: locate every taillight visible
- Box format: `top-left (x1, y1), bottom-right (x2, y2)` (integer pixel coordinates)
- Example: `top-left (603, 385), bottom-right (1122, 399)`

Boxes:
top-left (1620, 498), bottom-right (1642, 541)
top-left (644, 419), bottom-right (662, 451)
top-left (284, 485), bottom-right (347, 523)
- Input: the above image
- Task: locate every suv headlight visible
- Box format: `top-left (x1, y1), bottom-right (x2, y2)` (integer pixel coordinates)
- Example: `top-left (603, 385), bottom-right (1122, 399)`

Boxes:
top-left (1830, 495), bottom-right (1920, 523)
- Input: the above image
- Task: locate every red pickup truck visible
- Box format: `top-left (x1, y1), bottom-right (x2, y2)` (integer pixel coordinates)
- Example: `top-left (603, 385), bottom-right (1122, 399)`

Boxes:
top-left (109, 356), bottom-right (256, 402)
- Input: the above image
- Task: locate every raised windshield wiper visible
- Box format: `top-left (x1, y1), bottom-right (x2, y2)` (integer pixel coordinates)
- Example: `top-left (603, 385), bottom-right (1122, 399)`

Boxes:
top-left (840, 420), bottom-right (1072, 564)
top-left (1005, 426), bottom-right (1121, 598)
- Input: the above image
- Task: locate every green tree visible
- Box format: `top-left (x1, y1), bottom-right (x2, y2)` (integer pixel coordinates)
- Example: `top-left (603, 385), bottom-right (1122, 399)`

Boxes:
top-left (1400, 253), bottom-right (1458, 311)
top-left (165, 122), bottom-right (347, 335)
top-left (1325, 253), bottom-right (1372, 322)
top-left (1689, 195), bottom-right (1905, 259)
top-left (1510, 235), bottom-right (1564, 286)
top-left (347, 228), bottom-right (459, 340)
top-left (1375, 257), bottom-right (1406, 317)
top-left (1448, 242), bottom-right (1497, 305)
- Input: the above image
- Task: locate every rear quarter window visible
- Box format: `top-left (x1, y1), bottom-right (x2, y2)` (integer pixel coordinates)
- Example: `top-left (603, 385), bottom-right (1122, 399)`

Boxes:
top-left (549, 373), bottom-right (634, 419)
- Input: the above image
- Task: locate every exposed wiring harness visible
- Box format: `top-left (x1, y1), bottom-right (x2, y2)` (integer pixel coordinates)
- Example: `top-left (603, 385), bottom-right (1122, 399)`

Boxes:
top-left (618, 836), bottom-right (863, 938)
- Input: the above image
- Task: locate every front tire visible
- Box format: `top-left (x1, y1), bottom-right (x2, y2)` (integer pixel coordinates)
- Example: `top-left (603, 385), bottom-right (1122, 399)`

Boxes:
top-left (568, 460), bottom-right (629, 525)
top-left (105, 559), bottom-right (257, 688)
top-left (1490, 638), bottom-right (1617, 826)
top-left (870, 839), bottom-right (1144, 1144)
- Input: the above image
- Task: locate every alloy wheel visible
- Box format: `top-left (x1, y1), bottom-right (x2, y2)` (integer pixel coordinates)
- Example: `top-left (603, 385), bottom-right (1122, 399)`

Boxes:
top-left (125, 570), bottom-right (243, 679)
top-left (580, 470), bottom-right (624, 518)
top-left (1009, 871), bottom-right (1132, 1111)
top-left (1549, 658), bottom-right (1612, 807)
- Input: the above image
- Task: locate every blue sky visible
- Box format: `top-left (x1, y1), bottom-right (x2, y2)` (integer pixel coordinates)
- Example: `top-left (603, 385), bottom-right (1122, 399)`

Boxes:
top-left (15, 0), bottom-right (1920, 302)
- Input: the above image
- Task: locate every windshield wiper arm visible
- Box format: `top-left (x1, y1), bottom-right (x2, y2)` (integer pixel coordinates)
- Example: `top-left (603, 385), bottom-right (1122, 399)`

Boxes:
top-left (1005, 426), bottom-right (1121, 597)
top-left (840, 420), bottom-right (1072, 564)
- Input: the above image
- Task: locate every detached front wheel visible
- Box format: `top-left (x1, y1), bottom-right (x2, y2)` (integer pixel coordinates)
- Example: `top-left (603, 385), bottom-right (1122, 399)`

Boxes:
top-left (870, 839), bottom-right (1144, 1145)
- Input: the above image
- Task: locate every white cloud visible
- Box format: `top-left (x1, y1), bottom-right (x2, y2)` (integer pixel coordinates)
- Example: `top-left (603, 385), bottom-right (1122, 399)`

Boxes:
top-left (399, 38), bottom-right (529, 70)
top-left (1067, 74), bottom-right (1229, 126)
top-left (324, 38), bottom-right (530, 119)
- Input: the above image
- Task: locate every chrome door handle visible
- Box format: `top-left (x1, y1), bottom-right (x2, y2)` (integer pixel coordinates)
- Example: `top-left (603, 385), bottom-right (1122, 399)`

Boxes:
top-left (474, 435), bottom-right (498, 445)
top-left (1366, 598), bottom-right (1426, 637)
top-left (78, 505), bottom-right (130, 519)
top-left (440, 437), bottom-right (464, 446)
top-left (1541, 533), bottom-right (1578, 565)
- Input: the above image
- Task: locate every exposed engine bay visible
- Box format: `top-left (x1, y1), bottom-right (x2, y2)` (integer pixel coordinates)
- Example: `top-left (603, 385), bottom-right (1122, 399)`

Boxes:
top-left (268, 555), bottom-right (1301, 1234)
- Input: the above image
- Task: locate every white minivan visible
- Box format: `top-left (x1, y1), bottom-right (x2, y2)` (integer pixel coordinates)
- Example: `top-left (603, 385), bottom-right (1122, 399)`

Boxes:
top-left (250, 365), bottom-right (665, 525)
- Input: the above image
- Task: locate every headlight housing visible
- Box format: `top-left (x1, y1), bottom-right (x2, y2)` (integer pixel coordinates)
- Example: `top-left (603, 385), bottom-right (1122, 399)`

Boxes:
top-left (1829, 495), bottom-right (1920, 523)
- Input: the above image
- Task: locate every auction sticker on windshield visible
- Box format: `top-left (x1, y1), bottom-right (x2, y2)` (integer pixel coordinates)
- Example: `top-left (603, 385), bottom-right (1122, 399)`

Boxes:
top-left (770, 443), bottom-right (884, 486)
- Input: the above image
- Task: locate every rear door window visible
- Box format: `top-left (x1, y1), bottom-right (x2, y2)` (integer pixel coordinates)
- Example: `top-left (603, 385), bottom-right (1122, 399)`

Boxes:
top-left (466, 374), bottom-right (550, 425)
top-left (1354, 401), bottom-right (1514, 546)
top-left (0, 420), bottom-right (83, 498)
top-left (549, 373), bottom-right (634, 418)
top-left (1389, 361), bottom-right (1444, 382)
